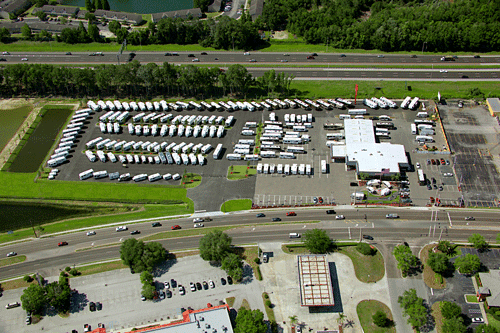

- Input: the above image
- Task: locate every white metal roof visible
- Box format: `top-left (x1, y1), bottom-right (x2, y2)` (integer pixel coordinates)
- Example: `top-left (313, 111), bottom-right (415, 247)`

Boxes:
top-left (298, 255), bottom-right (335, 307)
top-left (346, 143), bottom-right (407, 173)
top-left (344, 119), bottom-right (376, 145)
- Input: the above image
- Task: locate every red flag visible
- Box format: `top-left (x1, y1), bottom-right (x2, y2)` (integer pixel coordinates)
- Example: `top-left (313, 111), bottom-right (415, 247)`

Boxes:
top-left (355, 84), bottom-right (359, 104)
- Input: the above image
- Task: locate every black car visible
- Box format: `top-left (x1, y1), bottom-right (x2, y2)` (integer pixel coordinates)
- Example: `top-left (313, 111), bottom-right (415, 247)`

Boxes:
top-left (152, 222), bottom-right (162, 227)
top-left (166, 290), bottom-right (172, 298)
top-left (410, 54), bottom-right (417, 58)
top-left (326, 210), bottom-right (336, 214)
top-left (96, 302), bottom-right (102, 311)
top-left (256, 213), bottom-right (265, 217)
top-left (203, 281), bottom-right (208, 290)
top-left (432, 177), bottom-right (436, 184)
top-left (130, 230), bottom-right (140, 235)
top-left (311, 53), bottom-right (318, 56)
top-left (362, 235), bottom-right (374, 240)
top-left (227, 276), bottom-right (233, 285)
top-left (0, 58), bottom-right (6, 61)
top-left (196, 282), bottom-right (202, 290)
top-left (272, 218), bottom-right (281, 221)
top-left (221, 277), bottom-right (227, 285)
top-left (201, 52), bottom-right (207, 55)
top-left (89, 302), bottom-right (96, 312)
top-left (66, 52), bottom-right (72, 55)
top-left (474, 55), bottom-right (481, 58)
top-left (427, 184), bottom-right (432, 190)
top-left (170, 278), bottom-right (177, 288)
top-left (188, 54), bottom-right (195, 57)
top-left (165, 52), bottom-right (172, 56)
top-left (340, 54), bottom-right (346, 57)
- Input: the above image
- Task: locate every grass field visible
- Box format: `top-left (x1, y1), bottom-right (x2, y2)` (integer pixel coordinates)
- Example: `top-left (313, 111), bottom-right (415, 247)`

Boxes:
top-left (0, 278), bottom-right (32, 290)
top-left (357, 300), bottom-right (396, 333)
top-left (0, 171), bottom-right (191, 204)
top-left (76, 260), bottom-right (128, 277)
top-left (227, 165), bottom-right (257, 180)
top-left (182, 173), bottom-right (202, 188)
top-left (290, 80), bottom-right (500, 100)
top-left (262, 292), bottom-right (276, 322)
top-left (0, 204), bottom-right (191, 244)
top-left (466, 294), bottom-right (478, 303)
top-left (221, 199), bottom-right (252, 212)
top-left (338, 245), bottom-right (385, 283)
top-left (0, 255), bottom-right (26, 267)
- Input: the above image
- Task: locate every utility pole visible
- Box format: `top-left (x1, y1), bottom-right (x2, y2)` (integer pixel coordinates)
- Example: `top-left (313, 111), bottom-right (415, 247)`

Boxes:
top-left (31, 220), bottom-right (37, 238)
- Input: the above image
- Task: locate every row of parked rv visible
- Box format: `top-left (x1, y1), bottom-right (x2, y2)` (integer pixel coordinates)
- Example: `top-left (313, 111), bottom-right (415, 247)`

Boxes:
top-left (256, 163), bottom-right (313, 175)
top-left (86, 137), bottom-right (216, 155)
top-left (78, 169), bottom-right (183, 182)
top-left (87, 97), bottom-right (357, 113)
top-left (47, 168), bottom-right (59, 180)
top-left (47, 108), bottom-right (93, 167)
top-left (124, 124), bottom-right (226, 139)
top-left (85, 150), bottom-right (207, 166)
top-left (411, 118), bottom-right (436, 143)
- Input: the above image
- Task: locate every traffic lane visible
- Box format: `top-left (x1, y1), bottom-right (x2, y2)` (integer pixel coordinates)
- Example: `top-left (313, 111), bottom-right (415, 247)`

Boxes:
top-left (0, 208), bottom-right (491, 257)
top-left (2, 225), bottom-right (498, 280)
top-left (3, 52), bottom-right (500, 64)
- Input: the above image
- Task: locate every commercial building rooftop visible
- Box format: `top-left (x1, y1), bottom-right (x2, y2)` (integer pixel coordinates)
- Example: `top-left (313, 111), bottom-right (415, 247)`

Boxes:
top-left (298, 255), bottom-right (335, 307)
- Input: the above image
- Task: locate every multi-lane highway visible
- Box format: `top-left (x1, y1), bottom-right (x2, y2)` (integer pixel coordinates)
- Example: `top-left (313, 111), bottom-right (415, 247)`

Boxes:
top-left (1, 208), bottom-right (498, 280)
top-left (1, 52), bottom-right (499, 80)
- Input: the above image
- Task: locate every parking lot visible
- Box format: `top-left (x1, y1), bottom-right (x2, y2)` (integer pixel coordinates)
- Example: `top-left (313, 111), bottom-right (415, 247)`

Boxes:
top-left (0, 256), bottom-right (264, 332)
top-left (440, 102), bottom-right (500, 207)
top-left (49, 98), bottom-right (467, 211)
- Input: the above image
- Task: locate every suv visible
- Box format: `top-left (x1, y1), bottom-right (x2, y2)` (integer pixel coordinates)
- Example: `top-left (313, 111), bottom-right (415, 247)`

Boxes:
top-left (89, 302), bottom-right (96, 312)
top-left (193, 218), bottom-right (204, 223)
top-left (116, 226), bottom-right (128, 232)
top-left (262, 253), bottom-right (269, 263)
top-left (286, 212), bottom-right (296, 216)
top-left (152, 222), bottom-right (161, 227)
top-left (256, 213), bottom-right (265, 218)
top-left (386, 214), bottom-right (399, 219)
top-left (363, 235), bottom-right (374, 240)
top-left (326, 210), bottom-right (336, 214)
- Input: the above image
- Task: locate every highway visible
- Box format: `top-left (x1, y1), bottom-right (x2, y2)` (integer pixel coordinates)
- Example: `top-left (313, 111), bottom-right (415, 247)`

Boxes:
top-left (2, 52), bottom-right (498, 80)
top-left (1, 208), bottom-right (499, 280)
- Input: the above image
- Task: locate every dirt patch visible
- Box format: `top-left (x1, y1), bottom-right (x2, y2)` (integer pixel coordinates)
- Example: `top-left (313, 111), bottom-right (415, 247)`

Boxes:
top-left (272, 31), bottom-right (289, 39)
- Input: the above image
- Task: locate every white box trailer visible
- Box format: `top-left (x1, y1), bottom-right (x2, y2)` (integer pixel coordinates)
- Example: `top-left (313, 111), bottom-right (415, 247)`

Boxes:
top-left (263, 163), bottom-right (269, 174)
top-left (119, 155), bottom-right (126, 163)
top-left (306, 164), bottom-right (311, 175)
top-left (122, 102), bottom-right (130, 111)
top-left (380, 97), bottom-right (397, 108)
top-left (126, 154), bottom-right (134, 163)
top-left (93, 170), bottom-right (108, 179)
top-left (321, 160), bottom-right (327, 173)
top-left (260, 151), bottom-right (276, 158)
top-left (244, 154), bottom-right (259, 161)
top-left (241, 130), bottom-right (255, 136)
top-left (201, 144), bottom-right (212, 154)
top-left (181, 153), bottom-right (189, 165)
top-left (135, 125), bottom-right (142, 135)
top-left (133, 174), bottom-right (148, 182)
top-left (133, 112), bottom-right (146, 122)
top-left (169, 125), bottom-right (176, 137)
top-left (189, 153), bottom-right (197, 165)
top-left (96, 150), bottom-right (106, 162)
top-left (298, 164), bottom-right (305, 175)
top-left (197, 154), bottom-right (205, 165)
top-left (234, 148), bottom-right (250, 155)
top-left (213, 144), bottom-right (222, 159)
top-left (279, 152), bottom-right (295, 159)
top-left (277, 164), bottom-right (283, 174)
top-left (284, 164), bottom-right (291, 175)
top-left (148, 173), bottom-right (162, 182)
top-left (172, 153), bottom-right (181, 165)
top-left (151, 124), bottom-right (158, 136)
top-left (79, 169), bottom-right (94, 180)
top-left (129, 101), bottom-right (139, 111)
top-left (55, 146), bottom-right (71, 154)
top-left (409, 97), bottom-right (420, 110)
top-left (107, 152), bottom-right (117, 163)
top-left (160, 125), bottom-right (168, 136)
top-left (291, 164), bottom-right (298, 175)
top-left (226, 154), bottom-right (242, 160)
top-left (257, 163), bottom-right (263, 173)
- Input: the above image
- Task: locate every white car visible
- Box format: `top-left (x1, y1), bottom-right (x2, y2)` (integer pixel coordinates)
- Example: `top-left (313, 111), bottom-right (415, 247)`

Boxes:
top-left (471, 317), bottom-right (484, 323)
top-left (416, 162), bottom-right (420, 169)
top-left (21, 58), bottom-right (28, 61)
top-left (179, 286), bottom-right (185, 295)
top-left (193, 218), bottom-right (204, 223)
top-left (116, 226), bottom-right (128, 232)
top-left (443, 173), bottom-right (454, 177)
top-left (243, 52), bottom-right (250, 56)
top-left (192, 58), bottom-right (199, 62)
top-left (86, 231), bottom-right (96, 236)
top-left (440, 70), bottom-right (448, 73)
top-left (6, 251), bottom-right (17, 257)
top-left (190, 282), bottom-right (196, 291)
top-left (335, 215), bottom-right (345, 220)
top-left (164, 281), bottom-right (170, 289)
top-left (194, 223), bottom-right (204, 228)
top-left (209, 280), bottom-right (215, 288)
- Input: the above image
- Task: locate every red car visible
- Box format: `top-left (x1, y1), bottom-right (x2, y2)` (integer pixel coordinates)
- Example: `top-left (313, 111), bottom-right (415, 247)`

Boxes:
top-left (171, 225), bottom-right (181, 230)
top-left (440, 159), bottom-right (445, 165)
top-left (306, 56), bottom-right (315, 59)
top-left (58, 241), bottom-right (68, 247)
top-left (286, 212), bottom-right (296, 216)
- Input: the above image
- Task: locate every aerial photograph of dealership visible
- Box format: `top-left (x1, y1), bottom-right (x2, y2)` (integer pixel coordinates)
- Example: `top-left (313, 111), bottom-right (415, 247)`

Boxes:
top-left (0, 0), bottom-right (500, 332)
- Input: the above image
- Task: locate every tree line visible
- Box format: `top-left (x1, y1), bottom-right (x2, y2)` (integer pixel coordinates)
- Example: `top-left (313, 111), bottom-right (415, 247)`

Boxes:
top-left (261, 0), bottom-right (500, 52)
top-left (0, 62), bottom-right (294, 99)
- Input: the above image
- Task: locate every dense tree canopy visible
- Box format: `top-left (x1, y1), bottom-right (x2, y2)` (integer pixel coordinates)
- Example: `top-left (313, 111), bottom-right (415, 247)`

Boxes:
top-left (468, 233), bottom-right (488, 251)
top-left (0, 62), bottom-right (291, 99)
top-left (119, 238), bottom-right (167, 273)
top-left (234, 308), bottom-right (267, 333)
top-left (454, 253), bottom-right (481, 275)
top-left (393, 244), bottom-right (418, 275)
top-left (440, 301), bottom-right (461, 320)
top-left (398, 289), bottom-right (427, 330)
top-left (303, 229), bottom-right (333, 254)
top-left (199, 230), bottom-right (232, 263)
top-left (261, 0), bottom-right (500, 52)
top-left (426, 252), bottom-right (449, 275)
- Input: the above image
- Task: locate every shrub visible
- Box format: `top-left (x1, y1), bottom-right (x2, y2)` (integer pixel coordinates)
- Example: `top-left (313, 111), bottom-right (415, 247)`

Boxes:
top-left (254, 257), bottom-right (260, 264)
top-left (265, 300), bottom-right (272, 308)
top-left (373, 310), bottom-right (388, 327)
top-left (23, 275), bottom-right (33, 282)
top-left (356, 242), bottom-right (376, 255)
top-left (65, 266), bottom-right (71, 272)
top-left (264, 293), bottom-right (269, 299)
top-left (69, 268), bottom-right (79, 276)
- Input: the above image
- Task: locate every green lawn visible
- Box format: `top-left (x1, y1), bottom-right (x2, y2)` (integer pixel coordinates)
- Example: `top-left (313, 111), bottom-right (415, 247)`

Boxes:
top-left (227, 165), bottom-right (257, 180)
top-left (0, 204), bottom-right (192, 244)
top-left (290, 80), bottom-right (500, 100)
top-left (357, 300), bottom-right (396, 333)
top-left (182, 173), bottom-right (202, 188)
top-left (75, 260), bottom-right (128, 277)
top-left (465, 294), bottom-right (478, 303)
top-left (221, 199), bottom-right (252, 212)
top-left (487, 314), bottom-right (500, 331)
top-left (0, 171), bottom-right (190, 204)
top-left (0, 255), bottom-right (26, 268)
top-left (338, 245), bottom-right (385, 283)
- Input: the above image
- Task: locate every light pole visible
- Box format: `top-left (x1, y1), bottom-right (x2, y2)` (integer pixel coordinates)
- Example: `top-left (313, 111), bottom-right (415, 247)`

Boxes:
top-left (421, 42), bottom-right (427, 55)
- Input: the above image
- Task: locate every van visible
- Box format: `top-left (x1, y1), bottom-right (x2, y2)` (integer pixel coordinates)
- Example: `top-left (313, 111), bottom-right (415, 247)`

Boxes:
top-left (289, 233), bottom-right (301, 238)
top-left (6, 302), bottom-right (21, 309)
top-left (416, 112), bottom-right (428, 118)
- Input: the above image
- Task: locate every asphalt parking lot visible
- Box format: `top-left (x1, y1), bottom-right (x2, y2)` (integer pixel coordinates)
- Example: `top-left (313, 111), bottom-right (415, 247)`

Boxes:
top-left (0, 256), bottom-right (264, 332)
top-left (440, 102), bottom-right (500, 207)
